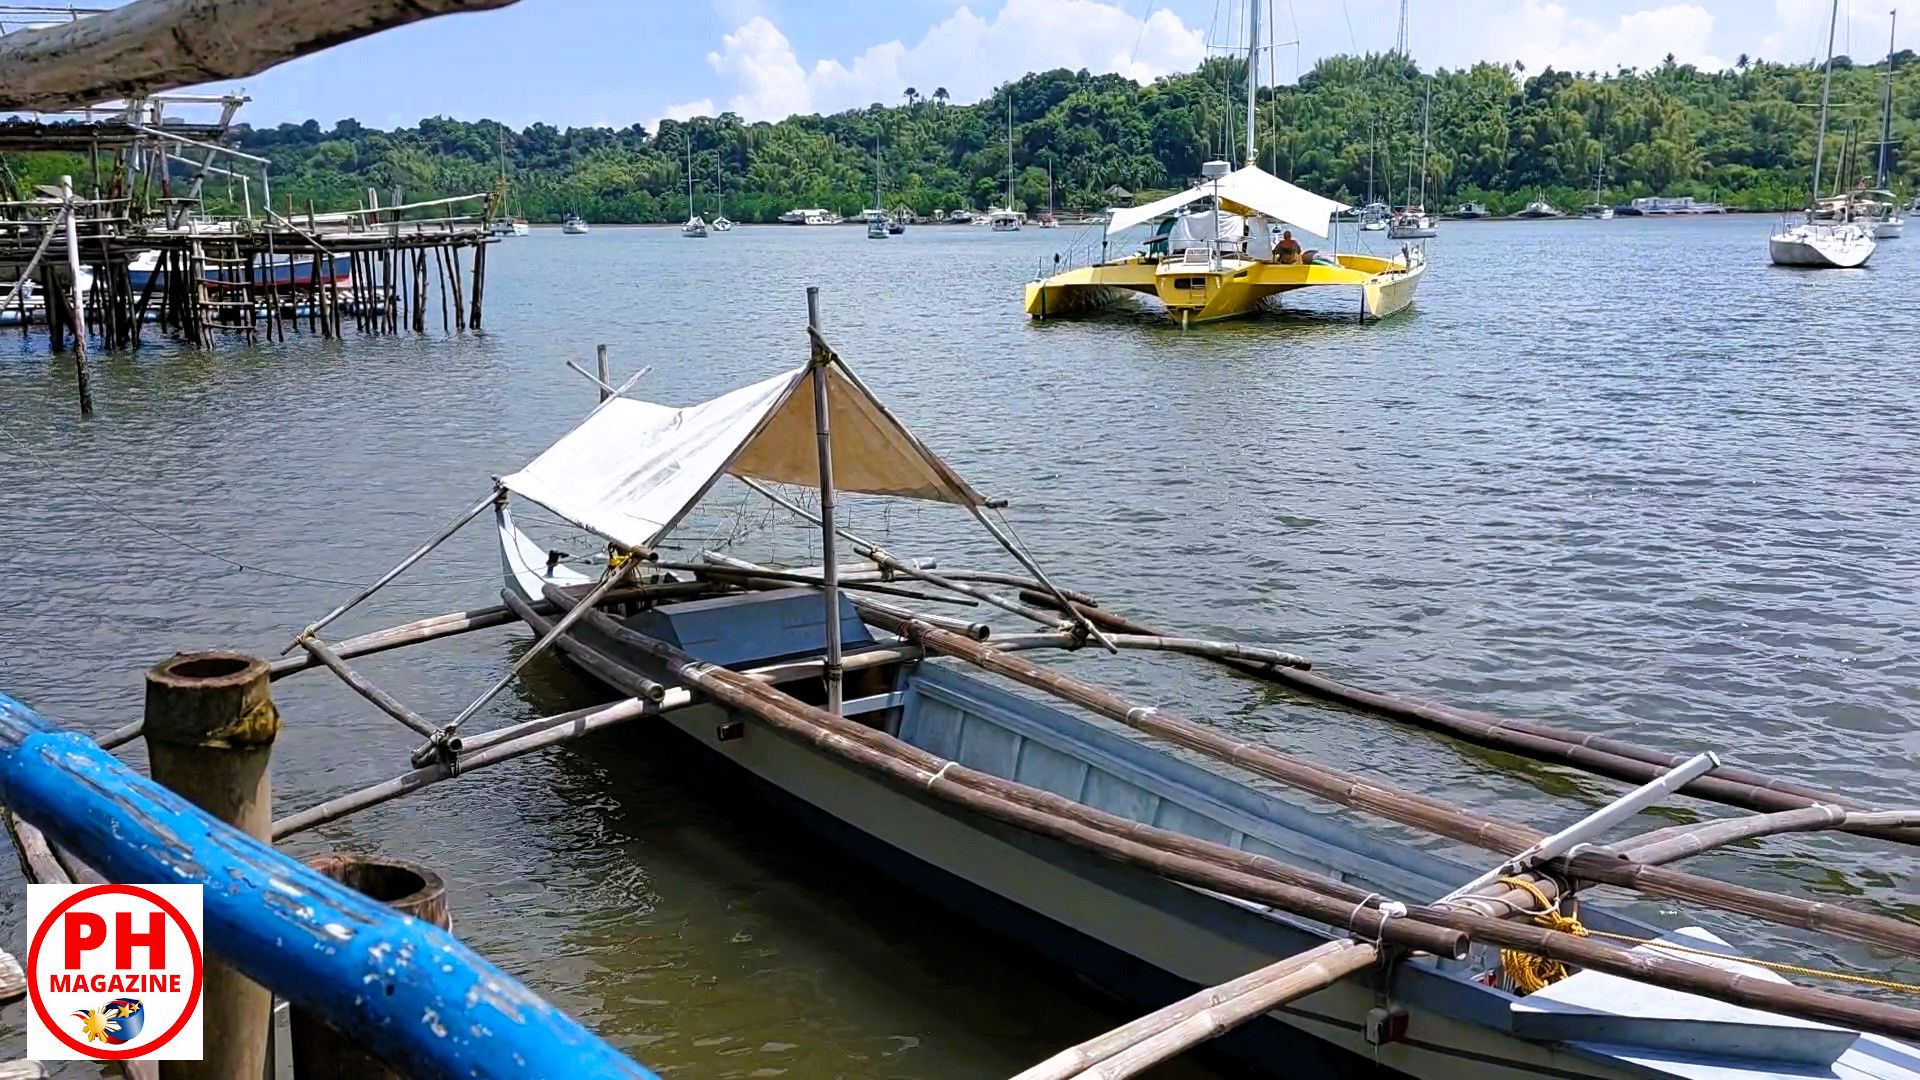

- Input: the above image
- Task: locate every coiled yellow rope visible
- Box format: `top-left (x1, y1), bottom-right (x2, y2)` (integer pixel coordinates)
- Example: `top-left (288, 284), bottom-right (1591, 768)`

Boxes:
top-left (1491, 876), bottom-right (1920, 996)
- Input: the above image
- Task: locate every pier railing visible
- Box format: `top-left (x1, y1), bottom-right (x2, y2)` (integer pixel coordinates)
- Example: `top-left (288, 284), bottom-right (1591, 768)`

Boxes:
top-left (0, 691), bottom-right (656, 1079)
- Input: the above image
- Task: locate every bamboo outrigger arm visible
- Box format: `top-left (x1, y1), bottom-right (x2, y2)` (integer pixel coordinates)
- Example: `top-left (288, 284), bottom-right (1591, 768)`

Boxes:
top-left (525, 583), bottom-right (1920, 1044)
top-left (0, 0), bottom-right (521, 113)
top-left (1021, 590), bottom-right (1920, 847)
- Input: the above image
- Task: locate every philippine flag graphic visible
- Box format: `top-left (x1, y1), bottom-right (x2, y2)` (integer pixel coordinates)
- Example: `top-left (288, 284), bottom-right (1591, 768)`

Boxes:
top-left (72, 998), bottom-right (145, 1045)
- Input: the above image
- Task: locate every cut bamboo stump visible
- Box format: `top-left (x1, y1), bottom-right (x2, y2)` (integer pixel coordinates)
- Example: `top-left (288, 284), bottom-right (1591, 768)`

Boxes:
top-left (143, 652), bottom-right (280, 1080)
top-left (289, 856), bottom-right (449, 1080)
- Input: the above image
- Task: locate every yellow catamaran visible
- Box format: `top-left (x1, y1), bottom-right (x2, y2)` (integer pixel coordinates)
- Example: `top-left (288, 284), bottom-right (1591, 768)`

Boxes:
top-left (1025, 0), bottom-right (1427, 326)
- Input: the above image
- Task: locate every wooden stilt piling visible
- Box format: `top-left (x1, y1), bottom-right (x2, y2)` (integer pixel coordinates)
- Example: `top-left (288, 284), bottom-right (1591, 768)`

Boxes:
top-left (142, 651), bottom-right (279, 1080)
top-left (289, 856), bottom-right (449, 1079)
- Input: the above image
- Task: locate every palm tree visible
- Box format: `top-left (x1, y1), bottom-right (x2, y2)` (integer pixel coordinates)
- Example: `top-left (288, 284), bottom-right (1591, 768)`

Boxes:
top-left (933, 87), bottom-right (949, 105)
top-left (1736, 53), bottom-right (1750, 71)
top-left (903, 87), bottom-right (919, 106)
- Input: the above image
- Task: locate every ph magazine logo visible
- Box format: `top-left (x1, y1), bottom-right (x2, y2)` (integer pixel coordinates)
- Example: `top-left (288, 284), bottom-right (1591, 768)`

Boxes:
top-left (25, 883), bottom-right (203, 1061)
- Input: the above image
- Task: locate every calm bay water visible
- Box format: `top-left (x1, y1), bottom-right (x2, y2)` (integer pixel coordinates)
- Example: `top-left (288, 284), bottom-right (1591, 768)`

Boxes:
top-left (2, 216), bottom-right (1917, 1074)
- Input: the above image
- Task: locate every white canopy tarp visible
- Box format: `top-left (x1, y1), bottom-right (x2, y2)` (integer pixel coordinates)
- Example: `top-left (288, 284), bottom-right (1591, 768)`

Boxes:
top-left (501, 360), bottom-right (987, 552)
top-left (1107, 166), bottom-right (1350, 240)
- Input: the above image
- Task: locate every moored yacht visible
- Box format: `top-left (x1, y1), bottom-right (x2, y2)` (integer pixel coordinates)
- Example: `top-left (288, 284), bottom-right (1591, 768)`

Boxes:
top-left (1515, 194), bottom-right (1562, 219)
top-left (1451, 202), bottom-right (1488, 219)
top-left (1024, 0), bottom-right (1425, 326)
top-left (562, 212), bottom-right (590, 235)
top-left (1769, 0), bottom-right (1876, 268)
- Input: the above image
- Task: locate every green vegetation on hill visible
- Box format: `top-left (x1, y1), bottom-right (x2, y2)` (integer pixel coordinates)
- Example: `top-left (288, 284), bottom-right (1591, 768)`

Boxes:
top-left (7, 50), bottom-right (1916, 222)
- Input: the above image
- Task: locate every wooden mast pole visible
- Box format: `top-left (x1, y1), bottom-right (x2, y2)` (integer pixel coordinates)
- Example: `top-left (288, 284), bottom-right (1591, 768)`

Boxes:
top-left (806, 286), bottom-right (844, 714)
top-left (60, 176), bottom-right (93, 417)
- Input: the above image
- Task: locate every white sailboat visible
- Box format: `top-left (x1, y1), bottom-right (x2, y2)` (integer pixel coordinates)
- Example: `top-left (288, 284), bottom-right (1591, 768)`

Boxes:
top-left (868, 136), bottom-right (888, 239)
top-left (1769, 0), bottom-right (1875, 267)
top-left (1387, 81), bottom-right (1438, 239)
top-left (713, 160), bottom-right (733, 232)
top-left (993, 98), bottom-right (1021, 232)
top-left (1865, 10), bottom-right (1904, 239)
top-left (562, 212), bottom-right (589, 235)
top-left (490, 131), bottom-right (530, 236)
top-left (1361, 121), bottom-right (1387, 231)
top-left (681, 139), bottom-right (708, 238)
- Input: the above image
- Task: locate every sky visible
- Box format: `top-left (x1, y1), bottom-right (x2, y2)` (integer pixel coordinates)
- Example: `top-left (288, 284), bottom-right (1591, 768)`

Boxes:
top-left (37, 0), bottom-right (1920, 131)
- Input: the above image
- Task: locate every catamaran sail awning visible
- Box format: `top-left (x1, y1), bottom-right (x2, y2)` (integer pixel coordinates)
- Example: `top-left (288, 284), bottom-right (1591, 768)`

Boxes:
top-left (1106, 166), bottom-right (1351, 240)
top-left (501, 360), bottom-right (987, 552)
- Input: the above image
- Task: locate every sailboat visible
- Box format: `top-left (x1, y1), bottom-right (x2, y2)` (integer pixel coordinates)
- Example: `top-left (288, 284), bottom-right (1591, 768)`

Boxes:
top-left (712, 160), bottom-right (734, 232)
top-left (1859, 10), bottom-right (1905, 239)
top-left (562, 212), bottom-right (589, 235)
top-left (681, 138), bottom-right (708, 238)
top-left (991, 98), bottom-right (1022, 232)
top-left (867, 136), bottom-right (889, 239)
top-left (490, 131), bottom-right (530, 237)
top-left (1024, 0), bottom-right (1426, 323)
top-left (1361, 120), bottom-right (1388, 231)
top-left (1769, 0), bottom-right (1876, 267)
top-left (1388, 81), bottom-right (1438, 239)
top-left (1580, 163), bottom-right (1614, 219)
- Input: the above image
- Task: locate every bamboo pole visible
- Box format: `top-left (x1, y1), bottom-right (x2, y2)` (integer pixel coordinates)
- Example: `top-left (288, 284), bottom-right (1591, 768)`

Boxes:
top-left (519, 584), bottom-right (1920, 1036)
top-left (59, 178), bottom-right (92, 416)
top-left (596, 344), bottom-right (611, 402)
top-left (142, 651), bottom-right (278, 1080)
top-left (804, 288), bottom-right (845, 712)
top-left (884, 614), bottom-right (1920, 961)
top-left (1069, 941), bottom-right (1378, 1080)
top-left (296, 636), bottom-right (446, 743)
top-left (535, 581), bottom-right (1465, 957)
top-left (1019, 592), bottom-right (1920, 847)
top-left (1015, 941), bottom-right (1371, 1080)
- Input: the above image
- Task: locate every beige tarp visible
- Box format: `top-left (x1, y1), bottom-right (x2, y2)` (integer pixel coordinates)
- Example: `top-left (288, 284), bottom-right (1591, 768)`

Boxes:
top-left (1106, 165), bottom-right (1350, 240)
top-left (501, 358), bottom-right (985, 552)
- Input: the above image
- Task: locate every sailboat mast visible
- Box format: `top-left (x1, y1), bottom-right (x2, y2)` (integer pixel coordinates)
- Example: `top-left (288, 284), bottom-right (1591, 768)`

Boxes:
top-left (1877, 8), bottom-right (1898, 188)
top-left (1006, 97), bottom-right (1016, 209)
top-left (1245, 0), bottom-right (1260, 166)
top-left (1811, 0), bottom-right (1841, 206)
top-left (1418, 79), bottom-right (1431, 205)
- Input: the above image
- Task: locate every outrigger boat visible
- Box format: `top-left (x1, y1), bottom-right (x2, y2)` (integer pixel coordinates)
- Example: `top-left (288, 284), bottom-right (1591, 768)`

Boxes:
top-left (278, 294), bottom-right (1920, 1080)
top-left (1025, 1), bottom-right (1424, 325)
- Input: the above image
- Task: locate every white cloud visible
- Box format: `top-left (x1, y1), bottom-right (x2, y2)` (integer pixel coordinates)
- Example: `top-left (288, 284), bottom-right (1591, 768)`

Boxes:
top-left (701, 0), bottom-right (1207, 122)
top-left (1495, 1), bottom-right (1725, 73)
top-left (650, 98), bottom-right (716, 129)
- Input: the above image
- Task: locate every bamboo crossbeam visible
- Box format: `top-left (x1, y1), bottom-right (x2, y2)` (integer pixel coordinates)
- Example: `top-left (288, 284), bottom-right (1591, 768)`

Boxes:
top-left (700, 551), bottom-right (993, 639)
top-left (266, 602), bottom-right (539, 680)
top-left (0, 0), bottom-right (522, 112)
top-left (1020, 591), bottom-right (1920, 847)
top-left (671, 561), bottom-right (979, 607)
top-left (1014, 940), bottom-right (1372, 1080)
top-left (297, 635), bottom-right (442, 741)
top-left (883, 614), bottom-right (1920, 962)
top-left (1076, 941), bottom-right (1379, 1079)
top-left (272, 694), bottom-right (663, 838)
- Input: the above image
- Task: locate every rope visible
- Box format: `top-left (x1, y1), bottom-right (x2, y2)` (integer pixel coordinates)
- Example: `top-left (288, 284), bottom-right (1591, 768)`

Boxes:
top-left (1489, 876), bottom-right (1920, 996)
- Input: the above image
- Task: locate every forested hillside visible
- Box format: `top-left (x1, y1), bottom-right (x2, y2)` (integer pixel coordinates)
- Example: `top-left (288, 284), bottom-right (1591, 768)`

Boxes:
top-left (11, 50), bottom-right (1916, 221)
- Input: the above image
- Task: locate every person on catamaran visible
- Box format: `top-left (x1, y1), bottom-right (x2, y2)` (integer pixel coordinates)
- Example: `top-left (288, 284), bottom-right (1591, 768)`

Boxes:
top-left (1276, 230), bottom-right (1303, 263)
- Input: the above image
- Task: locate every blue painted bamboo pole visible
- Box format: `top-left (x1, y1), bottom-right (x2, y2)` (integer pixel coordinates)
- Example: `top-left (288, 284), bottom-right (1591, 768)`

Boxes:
top-left (0, 692), bottom-right (656, 1080)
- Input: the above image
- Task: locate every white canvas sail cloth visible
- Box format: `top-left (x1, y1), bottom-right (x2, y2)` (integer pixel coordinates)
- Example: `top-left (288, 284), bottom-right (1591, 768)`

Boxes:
top-left (1106, 165), bottom-right (1350, 240)
top-left (501, 360), bottom-right (987, 552)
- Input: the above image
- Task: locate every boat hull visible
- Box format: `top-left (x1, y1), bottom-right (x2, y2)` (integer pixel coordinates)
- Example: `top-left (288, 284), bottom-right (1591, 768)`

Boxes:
top-left (1025, 252), bottom-right (1425, 324)
top-left (1769, 230), bottom-right (1875, 268)
top-left (1871, 218), bottom-right (1904, 239)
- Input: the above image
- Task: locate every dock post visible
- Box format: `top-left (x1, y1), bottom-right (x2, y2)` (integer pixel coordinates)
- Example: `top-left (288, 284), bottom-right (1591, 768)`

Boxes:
top-left (289, 856), bottom-right (448, 1080)
top-left (596, 344), bottom-right (611, 402)
top-left (142, 652), bottom-right (281, 1080)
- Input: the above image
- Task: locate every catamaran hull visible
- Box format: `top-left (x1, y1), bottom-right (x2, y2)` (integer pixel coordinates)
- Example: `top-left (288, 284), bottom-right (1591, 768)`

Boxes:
top-left (1025, 254), bottom-right (1425, 324)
